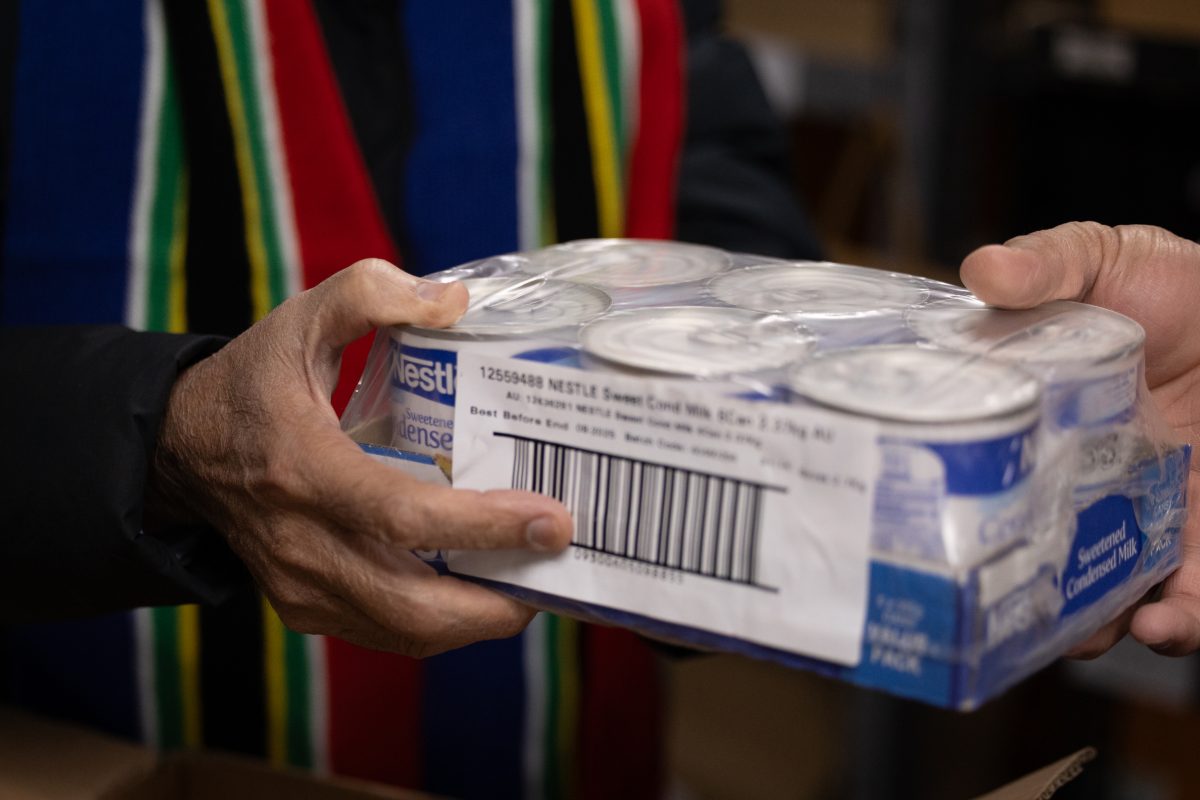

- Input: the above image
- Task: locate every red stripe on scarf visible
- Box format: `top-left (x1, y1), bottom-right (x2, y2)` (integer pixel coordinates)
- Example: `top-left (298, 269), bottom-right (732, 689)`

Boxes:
top-left (578, 626), bottom-right (664, 799)
top-left (323, 638), bottom-right (423, 787)
top-left (573, 3), bottom-right (681, 795)
top-left (624, 0), bottom-right (684, 239)
top-left (266, 2), bottom-right (422, 787)
top-left (265, 0), bottom-right (397, 414)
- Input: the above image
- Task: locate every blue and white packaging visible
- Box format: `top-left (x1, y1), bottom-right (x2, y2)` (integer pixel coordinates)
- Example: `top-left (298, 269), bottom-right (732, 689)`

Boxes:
top-left (341, 239), bottom-right (1190, 710)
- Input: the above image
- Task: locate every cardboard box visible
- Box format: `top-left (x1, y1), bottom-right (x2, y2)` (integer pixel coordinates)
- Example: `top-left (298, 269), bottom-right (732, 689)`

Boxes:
top-left (3, 700), bottom-right (1091, 800)
top-left (1099, 0), bottom-right (1200, 41)
top-left (725, 0), bottom-right (892, 64)
top-left (0, 707), bottom-right (431, 800)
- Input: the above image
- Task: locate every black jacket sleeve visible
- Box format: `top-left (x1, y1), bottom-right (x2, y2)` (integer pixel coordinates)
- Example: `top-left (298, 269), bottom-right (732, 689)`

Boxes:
top-left (0, 326), bottom-right (247, 622)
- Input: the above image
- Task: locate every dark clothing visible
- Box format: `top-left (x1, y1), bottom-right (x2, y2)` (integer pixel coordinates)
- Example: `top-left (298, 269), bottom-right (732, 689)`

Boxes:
top-left (677, 0), bottom-right (823, 259)
top-left (0, 327), bottom-right (237, 621)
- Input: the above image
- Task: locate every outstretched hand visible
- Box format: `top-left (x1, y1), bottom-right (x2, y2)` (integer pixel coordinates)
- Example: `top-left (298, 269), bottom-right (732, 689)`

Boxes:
top-left (961, 222), bottom-right (1200, 657)
top-left (147, 259), bottom-right (573, 657)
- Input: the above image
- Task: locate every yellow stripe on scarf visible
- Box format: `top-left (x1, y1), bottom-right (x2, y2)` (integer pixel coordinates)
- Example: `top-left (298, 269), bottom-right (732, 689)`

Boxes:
top-left (207, 0), bottom-right (272, 321)
top-left (263, 598), bottom-right (289, 765)
top-left (178, 605), bottom-right (203, 748)
top-left (571, 0), bottom-right (625, 237)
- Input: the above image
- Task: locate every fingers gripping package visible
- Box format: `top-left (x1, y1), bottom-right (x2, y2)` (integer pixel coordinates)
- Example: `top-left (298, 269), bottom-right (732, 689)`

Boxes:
top-left (342, 239), bottom-right (1190, 710)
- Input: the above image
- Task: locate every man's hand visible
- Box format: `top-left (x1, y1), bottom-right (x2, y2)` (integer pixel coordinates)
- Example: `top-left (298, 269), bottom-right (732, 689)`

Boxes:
top-left (961, 222), bottom-right (1200, 657)
top-left (147, 259), bottom-right (573, 657)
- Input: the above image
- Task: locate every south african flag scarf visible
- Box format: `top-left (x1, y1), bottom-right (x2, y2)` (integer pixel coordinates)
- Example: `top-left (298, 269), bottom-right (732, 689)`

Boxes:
top-left (0, 2), bottom-right (683, 798)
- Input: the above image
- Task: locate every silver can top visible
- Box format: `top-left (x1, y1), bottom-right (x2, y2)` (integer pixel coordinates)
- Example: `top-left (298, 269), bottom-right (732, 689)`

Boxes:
top-left (788, 345), bottom-right (1041, 424)
top-left (708, 262), bottom-right (929, 317)
top-left (581, 306), bottom-right (816, 377)
top-left (411, 276), bottom-right (612, 338)
top-left (906, 298), bottom-right (1145, 366)
top-left (521, 238), bottom-right (731, 288)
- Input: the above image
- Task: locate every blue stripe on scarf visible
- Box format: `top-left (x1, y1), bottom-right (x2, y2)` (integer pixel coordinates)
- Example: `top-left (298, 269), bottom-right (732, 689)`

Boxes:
top-left (1, 0), bottom-right (144, 324)
top-left (398, 1), bottom-right (520, 276)
top-left (3, 615), bottom-right (141, 740)
top-left (420, 635), bottom-right (527, 800)
top-left (400, 5), bottom-right (527, 798)
top-left (0, 0), bottom-right (144, 743)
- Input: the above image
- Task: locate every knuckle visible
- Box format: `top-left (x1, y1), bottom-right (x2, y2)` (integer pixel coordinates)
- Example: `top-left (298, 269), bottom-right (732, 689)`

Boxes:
top-left (1080, 220), bottom-right (1120, 262)
top-left (277, 609), bottom-right (323, 636)
top-left (1077, 640), bottom-right (1113, 660)
top-left (267, 592), bottom-right (322, 635)
top-left (337, 259), bottom-right (398, 308)
top-left (492, 608), bottom-right (536, 640)
top-left (394, 609), bottom-right (444, 646)
top-left (396, 493), bottom-right (457, 550)
top-left (397, 638), bottom-right (438, 659)
top-left (346, 257), bottom-right (395, 283)
top-left (378, 598), bottom-right (457, 655)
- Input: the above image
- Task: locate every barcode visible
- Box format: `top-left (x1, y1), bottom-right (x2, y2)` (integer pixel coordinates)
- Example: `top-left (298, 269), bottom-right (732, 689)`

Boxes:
top-left (500, 433), bottom-right (776, 587)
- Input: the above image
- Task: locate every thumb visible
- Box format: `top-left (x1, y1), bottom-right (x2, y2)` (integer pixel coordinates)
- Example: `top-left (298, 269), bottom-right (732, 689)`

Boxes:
top-left (960, 223), bottom-right (1200, 387)
top-left (307, 258), bottom-right (470, 350)
top-left (959, 221), bottom-right (1122, 309)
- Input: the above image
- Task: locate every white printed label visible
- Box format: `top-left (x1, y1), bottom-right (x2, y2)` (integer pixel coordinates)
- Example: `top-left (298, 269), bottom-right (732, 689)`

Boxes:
top-left (449, 354), bottom-right (880, 666)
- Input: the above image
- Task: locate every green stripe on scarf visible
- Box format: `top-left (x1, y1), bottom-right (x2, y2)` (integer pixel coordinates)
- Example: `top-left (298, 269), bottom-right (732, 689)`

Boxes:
top-left (152, 607), bottom-right (185, 749)
top-left (542, 615), bottom-right (581, 800)
top-left (284, 629), bottom-right (314, 766)
top-left (217, 0), bottom-right (289, 310)
top-left (146, 52), bottom-right (186, 334)
top-left (596, 0), bottom-right (626, 185)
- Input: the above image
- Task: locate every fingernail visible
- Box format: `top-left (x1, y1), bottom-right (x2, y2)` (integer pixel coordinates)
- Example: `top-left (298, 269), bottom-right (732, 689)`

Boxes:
top-left (417, 280), bottom-right (451, 301)
top-left (526, 516), bottom-right (563, 552)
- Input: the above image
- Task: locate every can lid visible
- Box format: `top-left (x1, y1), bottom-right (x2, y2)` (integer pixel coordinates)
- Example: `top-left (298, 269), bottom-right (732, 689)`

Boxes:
top-left (906, 298), bottom-right (1144, 364)
top-left (788, 345), bottom-right (1041, 423)
top-left (521, 239), bottom-right (731, 288)
top-left (411, 276), bottom-right (612, 337)
top-left (581, 306), bottom-right (816, 377)
top-left (707, 262), bottom-right (929, 317)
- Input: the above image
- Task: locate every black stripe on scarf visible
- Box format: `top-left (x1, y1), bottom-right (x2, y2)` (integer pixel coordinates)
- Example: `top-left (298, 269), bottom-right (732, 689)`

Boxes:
top-left (311, 0), bottom-right (412, 258)
top-left (550, 0), bottom-right (600, 241)
top-left (162, 0), bottom-right (254, 338)
top-left (197, 581), bottom-right (268, 756)
top-left (162, 0), bottom-right (265, 756)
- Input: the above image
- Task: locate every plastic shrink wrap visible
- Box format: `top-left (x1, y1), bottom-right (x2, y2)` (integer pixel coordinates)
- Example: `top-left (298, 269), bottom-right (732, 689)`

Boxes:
top-left (342, 240), bottom-right (1190, 710)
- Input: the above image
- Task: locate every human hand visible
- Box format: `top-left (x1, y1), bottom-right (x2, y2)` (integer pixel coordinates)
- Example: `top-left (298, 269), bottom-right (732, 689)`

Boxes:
top-left (960, 222), bottom-right (1200, 657)
top-left (146, 259), bottom-right (573, 657)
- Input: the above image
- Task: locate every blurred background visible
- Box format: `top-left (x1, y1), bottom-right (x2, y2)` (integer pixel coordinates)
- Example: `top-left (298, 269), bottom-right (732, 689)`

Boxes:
top-left (726, 0), bottom-right (1200, 277)
top-left (664, 0), bottom-right (1200, 798)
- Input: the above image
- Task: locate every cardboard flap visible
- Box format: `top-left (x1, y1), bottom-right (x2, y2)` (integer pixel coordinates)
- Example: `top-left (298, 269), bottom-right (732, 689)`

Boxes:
top-left (972, 747), bottom-right (1097, 800)
top-left (108, 752), bottom-right (432, 800)
top-left (0, 707), bottom-right (158, 799)
top-left (0, 707), bottom-right (434, 800)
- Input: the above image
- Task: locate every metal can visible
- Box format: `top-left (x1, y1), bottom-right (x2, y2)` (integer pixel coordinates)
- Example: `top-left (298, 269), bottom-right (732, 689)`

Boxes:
top-left (788, 345), bottom-right (1042, 567)
top-left (579, 306), bottom-right (816, 378)
top-left (707, 262), bottom-right (930, 318)
top-left (388, 276), bottom-right (612, 457)
top-left (906, 298), bottom-right (1144, 429)
top-left (708, 262), bottom-right (933, 348)
top-left (521, 238), bottom-right (731, 288)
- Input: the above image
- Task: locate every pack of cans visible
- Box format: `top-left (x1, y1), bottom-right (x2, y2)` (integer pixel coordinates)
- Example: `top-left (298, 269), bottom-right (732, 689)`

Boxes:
top-left (343, 239), bottom-right (1189, 709)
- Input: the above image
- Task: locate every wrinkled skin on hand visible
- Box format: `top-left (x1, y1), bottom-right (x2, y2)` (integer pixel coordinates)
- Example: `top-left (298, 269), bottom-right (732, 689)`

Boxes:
top-left (961, 222), bottom-right (1200, 657)
top-left (147, 259), bottom-right (573, 657)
